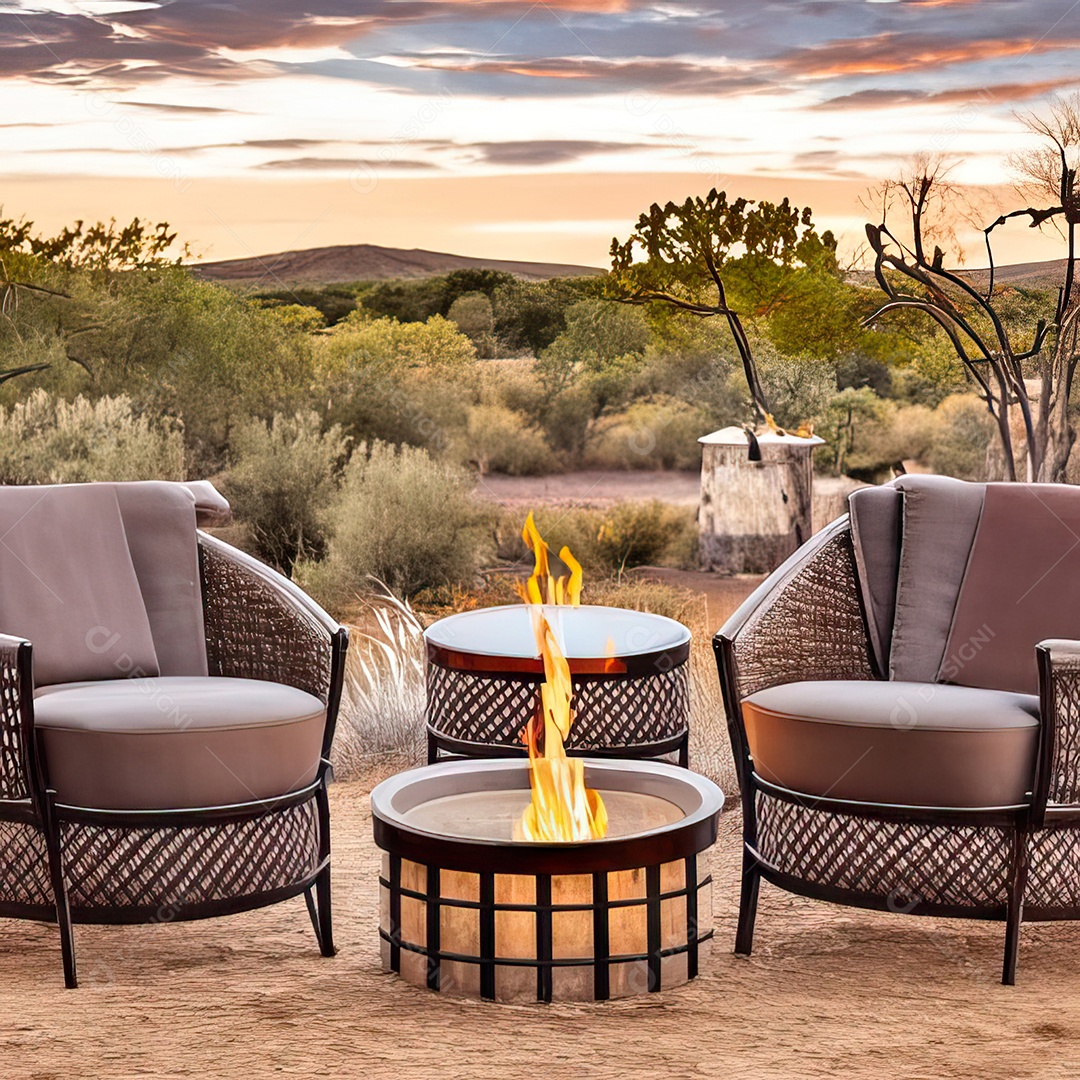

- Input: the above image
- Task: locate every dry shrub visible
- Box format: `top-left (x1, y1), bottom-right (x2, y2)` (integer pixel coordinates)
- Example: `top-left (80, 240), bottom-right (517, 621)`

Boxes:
top-left (332, 587), bottom-right (427, 775)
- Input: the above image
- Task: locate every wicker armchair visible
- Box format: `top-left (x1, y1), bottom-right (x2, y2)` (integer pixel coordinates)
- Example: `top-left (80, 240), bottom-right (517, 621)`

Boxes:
top-left (715, 475), bottom-right (1080, 984)
top-left (0, 482), bottom-right (347, 987)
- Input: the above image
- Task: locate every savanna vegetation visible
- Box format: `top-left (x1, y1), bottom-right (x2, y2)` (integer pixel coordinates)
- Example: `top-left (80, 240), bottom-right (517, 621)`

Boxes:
top-left (1, 95), bottom-right (1078, 617)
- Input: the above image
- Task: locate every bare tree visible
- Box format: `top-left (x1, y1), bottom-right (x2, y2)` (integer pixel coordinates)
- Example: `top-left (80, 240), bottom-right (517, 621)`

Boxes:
top-left (865, 95), bottom-right (1080, 482)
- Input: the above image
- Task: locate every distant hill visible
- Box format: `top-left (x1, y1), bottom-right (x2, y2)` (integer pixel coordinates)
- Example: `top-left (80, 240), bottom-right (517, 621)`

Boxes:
top-left (956, 258), bottom-right (1070, 291)
top-left (190, 243), bottom-right (603, 285)
top-left (854, 257), bottom-right (1070, 292)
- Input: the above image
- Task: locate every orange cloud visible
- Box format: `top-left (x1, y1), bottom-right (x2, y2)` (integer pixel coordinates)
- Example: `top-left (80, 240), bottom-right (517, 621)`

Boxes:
top-left (781, 34), bottom-right (1080, 79)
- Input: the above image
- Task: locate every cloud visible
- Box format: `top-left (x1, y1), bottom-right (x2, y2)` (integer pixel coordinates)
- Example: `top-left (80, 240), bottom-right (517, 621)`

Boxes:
top-left (123, 101), bottom-right (236, 115)
top-left (465, 139), bottom-right (652, 165)
top-left (815, 80), bottom-right (1078, 110)
top-left (254, 155), bottom-right (438, 170)
top-left (395, 55), bottom-right (770, 96)
top-left (775, 32), bottom-right (1080, 80)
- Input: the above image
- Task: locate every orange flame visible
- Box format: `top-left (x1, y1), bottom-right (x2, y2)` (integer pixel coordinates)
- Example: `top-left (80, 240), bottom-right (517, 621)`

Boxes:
top-left (516, 511), bottom-right (583, 607)
top-left (516, 514), bottom-right (606, 842)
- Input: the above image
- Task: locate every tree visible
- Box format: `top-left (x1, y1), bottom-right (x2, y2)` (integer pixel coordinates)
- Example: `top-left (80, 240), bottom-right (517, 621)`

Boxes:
top-left (608, 189), bottom-right (840, 424)
top-left (865, 95), bottom-right (1080, 482)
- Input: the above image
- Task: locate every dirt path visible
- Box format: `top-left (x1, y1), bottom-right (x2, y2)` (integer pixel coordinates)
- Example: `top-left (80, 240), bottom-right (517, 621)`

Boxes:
top-left (5, 776), bottom-right (1079, 1079)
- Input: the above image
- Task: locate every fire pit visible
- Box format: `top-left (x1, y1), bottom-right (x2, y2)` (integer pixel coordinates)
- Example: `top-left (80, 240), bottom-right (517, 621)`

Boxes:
top-left (372, 758), bottom-right (723, 1002)
top-left (425, 605), bottom-right (691, 764)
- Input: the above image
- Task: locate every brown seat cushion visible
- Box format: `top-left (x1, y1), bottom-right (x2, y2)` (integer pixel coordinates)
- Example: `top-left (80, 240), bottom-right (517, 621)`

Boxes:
top-left (0, 485), bottom-right (159, 685)
top-left (742, 680), bottom-right (1039, 808)
top-left (35, 677), bottom-right (326, 810)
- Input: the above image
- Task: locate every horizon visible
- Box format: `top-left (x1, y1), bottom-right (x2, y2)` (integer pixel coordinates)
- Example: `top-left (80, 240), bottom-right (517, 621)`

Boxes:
top-left (3, 1), bottom-right (1080, 270)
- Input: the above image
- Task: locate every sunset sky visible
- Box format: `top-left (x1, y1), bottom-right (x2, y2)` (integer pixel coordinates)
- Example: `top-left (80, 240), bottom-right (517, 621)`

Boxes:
top-left (2, 0), bottom-right (1079, 268)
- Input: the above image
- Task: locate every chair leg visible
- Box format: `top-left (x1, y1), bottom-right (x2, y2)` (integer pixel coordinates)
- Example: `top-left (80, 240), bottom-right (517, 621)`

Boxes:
top-left (1002, 829), bottom-right (1029, 986)
top-left (427, 731), bottom-right (439, 765)
top-left (307, 778), bottom-right (336, 958)
top-left (42, 805), bottom-right (77, 988)
top-left (735, 847), bottom-right (760, 957)
top-left (678, 732), bottom-right (689, 769)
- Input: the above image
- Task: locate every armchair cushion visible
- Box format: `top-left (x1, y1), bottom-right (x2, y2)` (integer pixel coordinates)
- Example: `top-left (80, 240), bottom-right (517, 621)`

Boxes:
top-left (889, 475), bottom-right (985, 684)
top-left (943, 483), bottom-right (1080, 695)
top-left (0, 485), bottom-right (159, 685)
top-left (112, 482), bottom-right (208, 677)
top-left (849, 483), bottom-right (901, 675)
top-left (35, 676), bottom-right (325, 810)
top-left (742, 679), bottom-right (1039, 808)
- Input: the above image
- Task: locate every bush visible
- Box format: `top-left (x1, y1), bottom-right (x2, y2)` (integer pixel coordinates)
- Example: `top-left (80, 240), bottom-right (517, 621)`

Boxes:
top-left (926, 394), bottom-right (996, 480)
top-left (464, 404), bottom-right (555, 475)
top-left (587, 398), bottom-right (707, 470)
top-left (496, 500), bottom-right (697, 575)
top-left (0, 389), bottom-right (184, 484)
top-left (222, 411), bottom-right (349, 576)
top-left (298, 441), bottom-right (492, 603)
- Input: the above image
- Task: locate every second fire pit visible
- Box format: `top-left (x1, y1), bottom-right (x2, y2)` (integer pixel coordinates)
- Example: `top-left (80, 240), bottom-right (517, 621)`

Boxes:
top-left (424, 604), bottom-right (691, 764)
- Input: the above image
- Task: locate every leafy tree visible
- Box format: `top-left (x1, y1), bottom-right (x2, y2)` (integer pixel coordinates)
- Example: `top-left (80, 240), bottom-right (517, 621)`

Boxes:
top-left (609, 189), bottom-right (840, 424)
top-left (447, 293), bottom-right (497, 357)
top-left (492, 276), bottom-right (597, 355)
top-left (865, 94), bottom-right (1080, 481)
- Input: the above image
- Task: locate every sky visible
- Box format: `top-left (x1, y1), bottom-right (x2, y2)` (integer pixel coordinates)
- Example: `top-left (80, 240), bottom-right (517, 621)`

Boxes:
top-left (1, 0), bottom-right (1079, 268)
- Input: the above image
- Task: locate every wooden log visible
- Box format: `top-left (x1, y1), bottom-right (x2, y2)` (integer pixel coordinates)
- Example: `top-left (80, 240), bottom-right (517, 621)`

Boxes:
top-left (698, 426), bottom-right (824, 574)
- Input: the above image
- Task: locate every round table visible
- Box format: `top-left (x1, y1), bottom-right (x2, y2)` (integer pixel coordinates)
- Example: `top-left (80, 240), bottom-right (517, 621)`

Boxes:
top-left (424, 604), bottom-right (691, 765)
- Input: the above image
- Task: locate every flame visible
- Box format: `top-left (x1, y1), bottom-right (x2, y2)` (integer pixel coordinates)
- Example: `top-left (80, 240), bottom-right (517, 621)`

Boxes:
top-left (516, 511), bottom-right (582, 607)
top-left (515, 513), bottom-right (606, 842)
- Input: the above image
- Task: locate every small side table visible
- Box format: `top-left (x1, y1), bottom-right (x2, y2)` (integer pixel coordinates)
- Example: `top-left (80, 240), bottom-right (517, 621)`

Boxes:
top-left (424, 604), bottom-right (691, 765)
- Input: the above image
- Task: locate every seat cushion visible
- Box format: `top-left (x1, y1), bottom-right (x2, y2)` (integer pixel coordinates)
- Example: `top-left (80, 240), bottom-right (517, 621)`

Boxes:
top-left (0, 484), bottom-right (159, 685)
top-left (742, 680), bottom-right (1039, 808)
top-left (35, 677), bottom-right (326, 810)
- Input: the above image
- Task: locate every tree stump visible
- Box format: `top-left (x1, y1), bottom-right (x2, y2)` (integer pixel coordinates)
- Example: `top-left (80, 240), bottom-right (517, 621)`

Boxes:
top-left (698, 427), bottom-right (824, 574)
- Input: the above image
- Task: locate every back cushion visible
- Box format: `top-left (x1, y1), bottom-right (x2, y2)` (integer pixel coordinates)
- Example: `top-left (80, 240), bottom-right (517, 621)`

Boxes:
top-left (889, 475), bottom-right (985, 682)
top-left (0, 485), bottom-right (159, 685)
top-left (943, 482), bottom-right (1080, 694)
top-left (848, 483), bottom-right (901, 676)
top-left (111, 482), bottom-right (209, 677)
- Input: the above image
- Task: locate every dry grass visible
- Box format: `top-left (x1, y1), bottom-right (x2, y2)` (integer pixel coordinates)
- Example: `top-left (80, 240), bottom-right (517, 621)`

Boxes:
top-left (333, 588), bottom-right (428, 777)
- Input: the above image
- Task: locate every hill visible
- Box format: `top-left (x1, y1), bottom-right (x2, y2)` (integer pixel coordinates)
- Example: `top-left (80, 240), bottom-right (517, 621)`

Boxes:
top-left (190, 243), bottom-right (603, 285)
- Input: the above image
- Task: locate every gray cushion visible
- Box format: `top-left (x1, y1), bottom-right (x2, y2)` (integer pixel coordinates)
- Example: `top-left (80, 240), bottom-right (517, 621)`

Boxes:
top-left (182, 480), bottom-right (231, 527)
top-left (35, 677), bottom-right (325, 810)
top-left (742, 679), bottom-right (1039, 808)
top-left (112, 482), bottom-right (208, 677)
top-left (889, 475), bottom-right (985, 683)
top-left (0, 485), bottom-right (159, 685)
top-left (848, 483), bottom-right (901, 675)
top-left (944, 482), bottom-right (1080, 694)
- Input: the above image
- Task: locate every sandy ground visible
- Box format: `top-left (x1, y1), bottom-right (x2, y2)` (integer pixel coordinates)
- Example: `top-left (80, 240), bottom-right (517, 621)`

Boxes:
top-left (5, 774), bottom-right (1080, 1080)
top-left (474, 469), bottom-right (703, 508)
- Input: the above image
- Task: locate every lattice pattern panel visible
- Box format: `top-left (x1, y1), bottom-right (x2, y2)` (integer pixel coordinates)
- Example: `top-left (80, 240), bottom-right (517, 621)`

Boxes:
top-left (0, 820), bottom-right (51, 907)
top-left (1026, 827), bottom-right (1080, 911)
top-left (199, 540), bottom-right (332, 705)
top-left (426, 665), bottom-right (689, 751)
top-left (61, 799), bottom-right (320, 911)
top-left (730, 526), bottom-right (875, 700)
top-left (756, 792), bottom-right (1012, 909)
top-left (0, 640), bottom-right (28, 800)
top-left (1046, 662), bottom-right (1080, 806)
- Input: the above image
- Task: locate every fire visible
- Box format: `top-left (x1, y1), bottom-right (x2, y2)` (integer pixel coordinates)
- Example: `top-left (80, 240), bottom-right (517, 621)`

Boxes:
top-left (517, 514), bottom-right (607, 842)
top-left (516, 511), bottom-right (583, 607)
